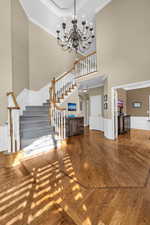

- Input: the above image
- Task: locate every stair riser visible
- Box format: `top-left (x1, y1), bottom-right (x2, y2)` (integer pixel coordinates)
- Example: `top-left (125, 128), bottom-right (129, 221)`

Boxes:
top-left (43, 103), bottom-right (49, 107)
top-left (20, 126), bottom-right (53, 134)
top-left (26, 106), bottom-right (49, 111)
top-left (20, 134), bottom-right (57, 149)
top-left (20, 116), bottom-right (49, 122)
top-left (23, 111), bottom-right (48, 116)
top-left (21, 129), bottom-right (53, 139)
top-left (20, 121), bottom-right (49, 129)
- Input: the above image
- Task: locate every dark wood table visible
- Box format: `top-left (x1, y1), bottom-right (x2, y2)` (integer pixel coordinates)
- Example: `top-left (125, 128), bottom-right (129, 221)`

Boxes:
top-left (66, 117), bottom-right (84, 137)
top-left (118, 115), bottom-right (131, 135)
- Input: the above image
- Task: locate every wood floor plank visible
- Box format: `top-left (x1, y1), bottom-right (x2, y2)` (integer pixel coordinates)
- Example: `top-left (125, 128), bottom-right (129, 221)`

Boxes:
top-left (0, 129), bottom-right (150, 224)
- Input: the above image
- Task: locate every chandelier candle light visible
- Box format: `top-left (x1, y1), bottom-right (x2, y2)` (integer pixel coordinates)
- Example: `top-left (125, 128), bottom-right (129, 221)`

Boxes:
top-left (56, 0), bottom-right (95, 53)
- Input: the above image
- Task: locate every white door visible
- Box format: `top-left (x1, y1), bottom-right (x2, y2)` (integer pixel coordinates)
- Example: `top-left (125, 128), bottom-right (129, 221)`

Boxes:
top-left (89, 95), bottom-right (103, 131)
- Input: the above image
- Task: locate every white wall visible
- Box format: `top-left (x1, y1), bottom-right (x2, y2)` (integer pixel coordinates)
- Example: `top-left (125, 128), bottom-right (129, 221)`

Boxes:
top-left (89, 95), bottom-right (104, 131)
top-left (0, 124), bottom-right (8, 152)
top-left (131, 117), bottom-right (150, 131)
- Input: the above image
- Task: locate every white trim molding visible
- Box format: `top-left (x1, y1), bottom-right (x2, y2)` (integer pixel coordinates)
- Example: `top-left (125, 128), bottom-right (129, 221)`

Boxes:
top-left (103, 118), bottom-right (114, 140)
top-left (0, 124), bottom-right (8, 152)
top-left (89, 116), bottom-right (104, 132)
top-left (131, 117), bottom-right (150, 130)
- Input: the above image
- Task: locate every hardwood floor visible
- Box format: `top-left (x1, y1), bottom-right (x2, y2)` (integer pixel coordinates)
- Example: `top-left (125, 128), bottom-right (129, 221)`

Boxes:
top-left (0, 129), bottom-right (150, 225)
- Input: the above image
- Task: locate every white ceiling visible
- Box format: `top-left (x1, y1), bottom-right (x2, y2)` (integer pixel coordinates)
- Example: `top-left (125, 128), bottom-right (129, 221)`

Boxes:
top-left (20, 0), bottom-right (111, 37)
top-left (51, 0), bottom-right (74, 9)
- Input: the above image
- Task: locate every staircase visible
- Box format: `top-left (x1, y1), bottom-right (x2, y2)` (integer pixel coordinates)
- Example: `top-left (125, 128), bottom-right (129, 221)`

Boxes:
top-left (20, 100), bottom-right (53, 149)
top-left (5, 51), bottom-right (97, 156)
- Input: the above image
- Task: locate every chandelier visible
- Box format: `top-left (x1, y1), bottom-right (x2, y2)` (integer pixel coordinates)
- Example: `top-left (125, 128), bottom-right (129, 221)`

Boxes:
top-left (56, 0), bottom-right (95, 53)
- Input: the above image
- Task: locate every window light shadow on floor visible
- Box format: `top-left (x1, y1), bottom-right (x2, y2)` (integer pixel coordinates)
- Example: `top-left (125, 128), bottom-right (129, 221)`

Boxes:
top-left (0, 153), bottom-right (93, 225)
top-left (22, 134), bottom-right (61, 158)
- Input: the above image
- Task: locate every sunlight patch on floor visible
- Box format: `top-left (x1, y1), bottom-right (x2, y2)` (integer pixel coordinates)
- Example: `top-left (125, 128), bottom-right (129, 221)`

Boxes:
top-left (22, 135), bottom-right (62, 158)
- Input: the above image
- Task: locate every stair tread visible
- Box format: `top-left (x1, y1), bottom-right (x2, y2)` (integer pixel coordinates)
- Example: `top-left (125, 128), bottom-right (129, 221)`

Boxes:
top-left (20, 115), bottom-right (48, 118)
top-left (21, 131), bottom-right (54, 140)
top-left (24, 109), bottom-right (49, 112)
top-left (21, 125), bottom-right (52, 132)
top-left (20, 119), bottom-right (49, 124)
top-left (26, 105), bottom-right (48, 108)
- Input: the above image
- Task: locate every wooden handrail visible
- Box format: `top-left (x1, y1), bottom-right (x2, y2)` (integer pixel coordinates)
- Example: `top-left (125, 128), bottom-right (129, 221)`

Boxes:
top-left (50, 51), bottom-right (96, 116)
top-left (49, 81), bottom-right (66, 111)
top-left (7, 92), bottom-right (20, 110)
top-left (55, 51), bottom-right (96, 83)
top-left (55, 67), bottom-right (75, 82)
top-left (74, 51), bottom-right (96, 65)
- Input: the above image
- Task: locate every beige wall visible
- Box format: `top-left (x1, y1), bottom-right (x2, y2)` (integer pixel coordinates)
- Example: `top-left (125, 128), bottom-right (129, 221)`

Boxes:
top-left (96, 0), bottom-right (150, 118)
top-left (0, 0), bottom-right (76, 123)
top-left (88, 87), bottom-right (104, 96)
top-left (0, 0), bottom-right (12, 123)
top-left (0, 0), bottom-right (29, 123)
top-left (29, 22), bottom-right (75, 90)
top-left (127, 87), bottom-right (150, 117)
top-left (117, 88), bottom-right (127, 114)
top-left (11, 0), bottom-right (29, 95)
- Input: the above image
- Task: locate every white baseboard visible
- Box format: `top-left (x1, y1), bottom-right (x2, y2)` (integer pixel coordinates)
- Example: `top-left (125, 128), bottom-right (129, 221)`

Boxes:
top-left (89, 117), bottom-right (115, 140)
top-left (131, 116), bottom-right (150, 130)
top-left (103, 118), bottom-right (115, 140)
top-left (89, 116), bottom-right (104, 132)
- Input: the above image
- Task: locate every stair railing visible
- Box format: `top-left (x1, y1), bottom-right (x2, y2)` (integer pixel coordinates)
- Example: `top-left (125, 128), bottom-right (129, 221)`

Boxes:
top-left (49, 78), bottom-right (66, 140)
top-left (49, 66), bottom-right (77, 140)
top-left (55, 67), bottom-right (76, 102)
top-left (49, 51), bottom-right (97, 140)
top-left (7, 92), bottom-right (20, 153)
top-left (74, 51), bottom-right (97, 78)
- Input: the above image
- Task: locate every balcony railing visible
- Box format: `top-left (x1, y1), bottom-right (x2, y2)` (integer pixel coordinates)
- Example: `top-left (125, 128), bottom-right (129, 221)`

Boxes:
top-left (75, 51), bottom-right (97, 78)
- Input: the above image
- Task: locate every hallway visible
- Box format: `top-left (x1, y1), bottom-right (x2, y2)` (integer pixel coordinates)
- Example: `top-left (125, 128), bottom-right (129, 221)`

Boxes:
top-left (0, 129), bottom-right (150, 225)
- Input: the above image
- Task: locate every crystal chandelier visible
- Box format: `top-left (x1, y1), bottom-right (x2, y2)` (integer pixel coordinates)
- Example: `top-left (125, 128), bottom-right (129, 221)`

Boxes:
top-left (56, 0), bottom-right (95, 53)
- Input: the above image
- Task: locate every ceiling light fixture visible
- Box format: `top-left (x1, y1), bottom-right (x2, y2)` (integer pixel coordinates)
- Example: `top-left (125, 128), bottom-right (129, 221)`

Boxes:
top-left (56, 0), bottom-right (95, 53)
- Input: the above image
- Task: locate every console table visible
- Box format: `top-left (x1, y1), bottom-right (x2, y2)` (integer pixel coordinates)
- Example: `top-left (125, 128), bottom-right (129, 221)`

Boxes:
top-left (118, 115), bottom-right (130, 135)
top-left (66, 117), bottom-right (84, 137)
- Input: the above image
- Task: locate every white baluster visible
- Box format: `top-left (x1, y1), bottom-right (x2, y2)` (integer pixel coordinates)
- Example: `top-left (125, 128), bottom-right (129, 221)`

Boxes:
top-left (63, 111), bottom-right (66, 139)
top-left (86, 57), bottom-right (88, 74)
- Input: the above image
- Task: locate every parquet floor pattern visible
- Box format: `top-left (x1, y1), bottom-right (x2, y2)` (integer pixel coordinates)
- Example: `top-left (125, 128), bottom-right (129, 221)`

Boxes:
top-left (0, 129), bottom-right (150, 225)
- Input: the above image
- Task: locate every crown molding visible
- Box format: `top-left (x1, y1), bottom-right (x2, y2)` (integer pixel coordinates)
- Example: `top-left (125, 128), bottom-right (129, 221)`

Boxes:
top-left (19, 0), bottom-right (56, 37)
top-left (40, 0), bottom-right (88, 17)
top-left (95, 0), bottom-right (112, 14)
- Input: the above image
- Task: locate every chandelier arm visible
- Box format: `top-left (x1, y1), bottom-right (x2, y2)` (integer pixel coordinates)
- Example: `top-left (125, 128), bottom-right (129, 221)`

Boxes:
top-left (57, 38), bottom-right (69, 48)
top-left (58, 33), bottom-right (70, 45)
top-left (79, 44), bottom-right (91, 53)
top-left (82, 26), bottom-right (85, 35)
top-left (77, 28), bottom-right (83, 37)
top-left (81, 35), bottom-right (91, 42)
top-left (79, 39), bottom-right (91, 51)
top-left (67, 28), bottom-right (74, 39)
top-left (62, 47), bottom-right (70, 52)
top-left (79, 43), bottom-right (87, 53)
top-left (64, 34), bottom-right (70, 42)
